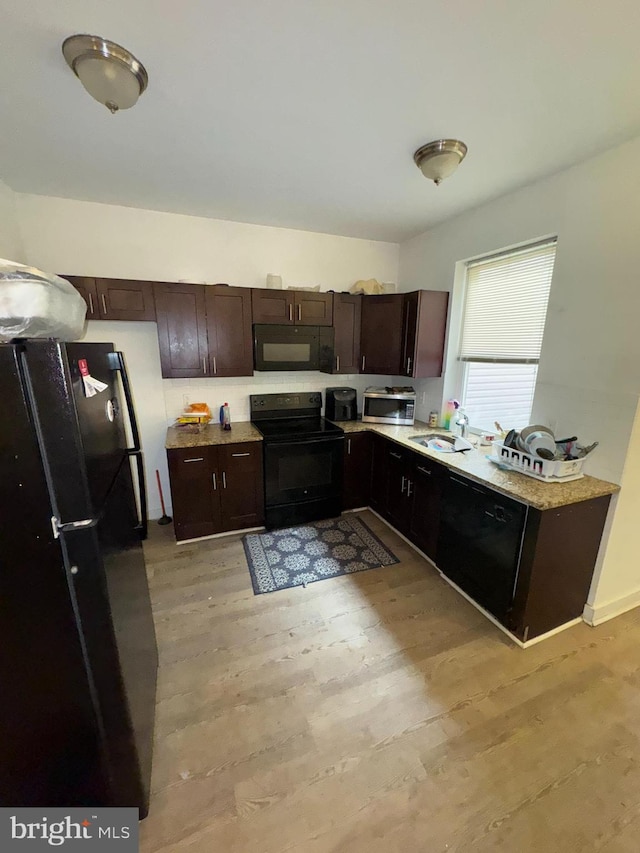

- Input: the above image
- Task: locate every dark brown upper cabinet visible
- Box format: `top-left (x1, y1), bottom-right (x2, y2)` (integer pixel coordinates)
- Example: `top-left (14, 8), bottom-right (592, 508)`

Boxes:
top-left (401, 290), bottom-right (449, 379)
top-left (332, 293), bottom-right (361, 374)
top-left (154, 282), bottom-right (209, 379)
top-left (251, 289), bottom-right (333, 326)
top-left (204, 285), bottom-right (253, 377)
top-left (63, 275), bottom-right (156, 321)
top-left (95, 278), bottom-right (156, 321)
top-left (360, 294), bottom-right (405, 375)
top-left (64, 276), bottom-right (99, 319)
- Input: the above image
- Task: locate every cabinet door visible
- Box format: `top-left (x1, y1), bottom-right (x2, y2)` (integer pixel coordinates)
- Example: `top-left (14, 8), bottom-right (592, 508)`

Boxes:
top-left (360, 295), bottom-right (404, 374)
top-left (155, 283), bottom-right (209, 379)
top-left (401, 290), bottom-right (449, 379)
top-left (95, 278), bottom-right (156, 321)
top-left (205, 285), bottom-right (253, 377)
top-left (369, 435), bottom-right (389, 516)
top-left (251, 289), bottom-right (294, 324)
top-left (167, 447), bottom-right (221, 541)
top-left (408, 455), bottom-right (443, 560)
top-left (219, 443), bottom-right (264, 531)
top-left (343, 431), bottom-right (372, 510)
top-left (332, 294), bottom-right (361, 374)
top-left (294, 292), bottom-right (333, 326)
top-left (63, 276), bottom-right (99, 319)
top-left (386, 446), bottom-right (413, 534)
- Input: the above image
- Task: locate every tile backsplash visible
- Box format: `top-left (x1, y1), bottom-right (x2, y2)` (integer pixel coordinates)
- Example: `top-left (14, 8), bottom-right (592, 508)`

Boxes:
top-left (163, 372), bottom-right (401, 425)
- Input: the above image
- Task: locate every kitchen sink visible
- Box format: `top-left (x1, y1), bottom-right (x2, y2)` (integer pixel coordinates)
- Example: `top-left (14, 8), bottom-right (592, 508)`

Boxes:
top-left (410, 434), bottom-right (474, 452)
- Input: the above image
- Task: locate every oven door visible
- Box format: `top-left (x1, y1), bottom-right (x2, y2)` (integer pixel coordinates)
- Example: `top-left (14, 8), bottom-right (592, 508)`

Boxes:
top-left (362, 394), bottom-right (415, 425)
top-left (263, 435), bottom-right (344, 527)
top-left (254, 325), bottom-right (320, 371)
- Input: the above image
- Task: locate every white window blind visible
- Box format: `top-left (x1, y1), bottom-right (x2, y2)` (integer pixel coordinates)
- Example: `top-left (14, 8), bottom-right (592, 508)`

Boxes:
top-left (459, 240), bottom-right (556, 430)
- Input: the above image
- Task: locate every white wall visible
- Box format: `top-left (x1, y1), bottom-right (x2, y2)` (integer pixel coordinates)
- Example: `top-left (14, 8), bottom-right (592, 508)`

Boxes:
top-left (0, 179), bottom-right (24, 262)
top-left (16, 194), bottom-right (398, 288)
top-left (400, 134), bottom-right (640, 614)
top-left (15, 194), bottom-right (400, 518)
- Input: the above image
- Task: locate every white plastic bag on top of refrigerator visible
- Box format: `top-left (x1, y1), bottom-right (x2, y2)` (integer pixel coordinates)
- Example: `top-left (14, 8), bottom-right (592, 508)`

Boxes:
top-left (0, 261), bottom-right (86, 341)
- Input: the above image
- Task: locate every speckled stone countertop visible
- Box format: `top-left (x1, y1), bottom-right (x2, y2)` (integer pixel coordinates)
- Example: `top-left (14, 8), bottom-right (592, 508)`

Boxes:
top-left (166, 422), bottom-right (263, 449)
top-left (166, 418), bottom-right (619, 510)
top-left (335, 419), bottom-right (620, 511)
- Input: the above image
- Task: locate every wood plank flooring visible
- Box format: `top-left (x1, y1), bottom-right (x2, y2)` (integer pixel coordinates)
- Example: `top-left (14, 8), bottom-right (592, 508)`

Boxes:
top-left (139, 510), bottom-right (640, 852)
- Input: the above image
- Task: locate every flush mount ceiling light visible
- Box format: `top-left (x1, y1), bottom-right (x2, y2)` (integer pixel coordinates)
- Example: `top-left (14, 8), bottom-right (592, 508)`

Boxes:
top-left (413, 139), bottom-right (468, 185)
top-left (62, 34), bottom-right (148, 114)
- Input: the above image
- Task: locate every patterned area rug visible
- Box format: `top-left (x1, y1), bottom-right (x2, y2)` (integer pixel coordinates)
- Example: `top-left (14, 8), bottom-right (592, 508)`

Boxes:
top-left (243, 516), bottom-right (400, 595)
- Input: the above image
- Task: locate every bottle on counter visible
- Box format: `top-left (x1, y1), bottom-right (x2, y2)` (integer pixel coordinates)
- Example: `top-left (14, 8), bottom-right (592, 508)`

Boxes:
top-left (428, 411), bottom-right (439, 428)
top-left (443, 399), bottom-right (458, 430)
top-left (220, 402), bottom-right (232, 431)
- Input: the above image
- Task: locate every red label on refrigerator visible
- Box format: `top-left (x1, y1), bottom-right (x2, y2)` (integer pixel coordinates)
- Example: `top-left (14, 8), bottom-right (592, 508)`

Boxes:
top-left (78, 358), bottom-right (89, 377)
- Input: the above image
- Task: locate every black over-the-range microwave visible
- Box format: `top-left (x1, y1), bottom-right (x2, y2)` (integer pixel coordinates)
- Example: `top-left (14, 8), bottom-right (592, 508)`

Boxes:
top-left (253, 324), bottom-right (335, 372)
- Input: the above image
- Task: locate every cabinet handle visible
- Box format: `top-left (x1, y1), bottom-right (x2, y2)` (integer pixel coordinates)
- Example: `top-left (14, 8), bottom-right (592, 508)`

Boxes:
top-left (289, 303), bottom-right (293, 322)
top-left (212, 472), bottom-right (217, 489)
top-left (401, 475), bottom-right (406, 493)
top-left (88, 293), bottom-right (94, 315)
top-left (336, 355), bottom-right (340, 372)
top-left (101, 293), bottom-right (108, 315)
top-left (406, 357), bottom-right (412, 375)
top-left (231, 452), bottom-right (250, 457)
top-left (347, 439), bottom-right (351, 455)
top-left (183, 457), bottom-right (204, 463)
top-left (297, 304), bottom-right (302, 322)
top-left (222, 471), bottom-right (227, 488)
top-left (417, 466), bottom-right (432, 477)
top-left (202, 357), bottom-right (207, 374)
top-left (213, 356), bottom-right (217, 374)
top-left (361, 355), bottom-right (366, 371)
top-left (390, 451), bottom-right (401, 460)
top-left (406, 479), bottom-right (413, 497)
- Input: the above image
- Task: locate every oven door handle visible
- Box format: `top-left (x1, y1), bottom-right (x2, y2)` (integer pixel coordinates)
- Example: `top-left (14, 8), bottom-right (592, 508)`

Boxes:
top-left (267, 436), bottom-right (344, 448)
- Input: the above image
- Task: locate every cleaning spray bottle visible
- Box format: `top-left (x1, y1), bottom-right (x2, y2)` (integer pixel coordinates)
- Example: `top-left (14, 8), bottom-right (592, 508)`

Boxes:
top-left (220, 402), bottom-right (231, 431)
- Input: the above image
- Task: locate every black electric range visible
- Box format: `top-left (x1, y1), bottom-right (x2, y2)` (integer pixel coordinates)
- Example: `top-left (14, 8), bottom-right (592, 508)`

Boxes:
top-left (250, 392), bottom-right (344, 529)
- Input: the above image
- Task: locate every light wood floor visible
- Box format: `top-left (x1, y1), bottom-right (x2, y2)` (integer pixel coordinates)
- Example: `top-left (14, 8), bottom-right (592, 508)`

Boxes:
top-left (139, 510), bottom-right (640, 853)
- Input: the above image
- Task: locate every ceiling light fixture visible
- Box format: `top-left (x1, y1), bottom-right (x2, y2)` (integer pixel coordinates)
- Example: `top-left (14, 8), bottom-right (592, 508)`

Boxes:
top-left (413, 139), bottom-right (468, 185)
top-left (62, 34), bottom-right (148, 114)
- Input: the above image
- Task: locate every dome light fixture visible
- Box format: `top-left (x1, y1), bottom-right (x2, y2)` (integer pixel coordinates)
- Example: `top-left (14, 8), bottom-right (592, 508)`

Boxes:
top-left (413, 139), bottom-right (468, 185)
top-left (62, 34), bottom-right (148, 114)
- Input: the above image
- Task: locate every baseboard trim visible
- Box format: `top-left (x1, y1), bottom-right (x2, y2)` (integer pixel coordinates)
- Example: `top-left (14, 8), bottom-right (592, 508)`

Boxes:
top-left (364, 508), bottom-right (583, 649)
top-left (583, 587), bottom-right (640, 626)
top-left (174, 526), bottom-right (264, 546)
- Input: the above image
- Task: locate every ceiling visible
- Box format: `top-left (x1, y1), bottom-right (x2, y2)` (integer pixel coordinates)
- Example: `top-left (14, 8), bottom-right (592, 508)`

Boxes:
top-left (2, 1), bottom-right (640, 242)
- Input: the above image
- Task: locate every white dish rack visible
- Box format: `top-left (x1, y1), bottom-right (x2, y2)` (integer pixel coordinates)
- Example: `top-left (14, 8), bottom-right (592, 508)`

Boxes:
top-left (491, 440), bottom-right (585, 482)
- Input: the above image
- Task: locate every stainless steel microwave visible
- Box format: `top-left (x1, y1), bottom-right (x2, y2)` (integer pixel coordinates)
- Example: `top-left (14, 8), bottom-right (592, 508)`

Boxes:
top-left (253, 324), bottom-right (334, 372)
top-left (362, 387), bottom-right (416, 425)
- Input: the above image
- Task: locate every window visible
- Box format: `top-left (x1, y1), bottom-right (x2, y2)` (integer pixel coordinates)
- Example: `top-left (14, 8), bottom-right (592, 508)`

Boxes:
top-left (458, 240), bottom-right (556, 431)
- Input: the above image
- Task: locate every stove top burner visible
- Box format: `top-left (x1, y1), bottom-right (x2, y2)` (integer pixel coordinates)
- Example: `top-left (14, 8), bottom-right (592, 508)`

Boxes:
top-left (253, 416), bottom-right (343, 441)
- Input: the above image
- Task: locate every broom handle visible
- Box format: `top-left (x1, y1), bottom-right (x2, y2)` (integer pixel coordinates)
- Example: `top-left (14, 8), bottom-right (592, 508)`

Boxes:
top-left (156, 469), bottom-right (167, 516)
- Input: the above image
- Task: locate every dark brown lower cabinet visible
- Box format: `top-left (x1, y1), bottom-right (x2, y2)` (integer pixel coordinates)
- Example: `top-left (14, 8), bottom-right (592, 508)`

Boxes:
top-left (408, 456), bottom-right (443, 561)
top-left (367, 433), bottom-right (611, 643)
top-left (167, 446), bottom-right (221, 541)
top-left (167, 442), bottom-right (263, 541)
top-left (218, 444), bottom-right (264, 530)
top-left (343, 432), bottom-right (372, 510)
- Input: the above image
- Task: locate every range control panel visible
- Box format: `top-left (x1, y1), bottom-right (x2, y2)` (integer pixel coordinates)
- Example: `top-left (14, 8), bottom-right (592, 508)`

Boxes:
top-left (250, 392), bottom-right (322, 414)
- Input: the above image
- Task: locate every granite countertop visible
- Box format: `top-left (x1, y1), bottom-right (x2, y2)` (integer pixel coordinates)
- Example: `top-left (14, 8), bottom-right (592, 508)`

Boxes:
top-left (165, 418), bottom-right (620, 511)
top-left (166, 421), bottom-right (263, 449)
top-left (335, 419), bottom-right (620, 511)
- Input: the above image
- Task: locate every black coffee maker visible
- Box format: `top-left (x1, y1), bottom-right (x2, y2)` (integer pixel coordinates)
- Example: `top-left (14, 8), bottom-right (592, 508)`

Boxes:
top-left (325, 387), bottom-right (357, 421)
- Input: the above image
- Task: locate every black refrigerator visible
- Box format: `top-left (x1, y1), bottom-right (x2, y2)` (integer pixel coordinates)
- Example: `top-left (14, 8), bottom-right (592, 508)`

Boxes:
top-left (0, 340), bottom-right (158, 816)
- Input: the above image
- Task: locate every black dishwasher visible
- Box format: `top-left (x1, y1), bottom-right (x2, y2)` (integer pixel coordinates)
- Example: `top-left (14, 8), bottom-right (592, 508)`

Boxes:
top-left (436, 473), bottom-right (528, 621)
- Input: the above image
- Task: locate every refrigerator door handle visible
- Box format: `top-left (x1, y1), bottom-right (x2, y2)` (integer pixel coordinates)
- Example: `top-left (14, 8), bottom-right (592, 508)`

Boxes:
top-left (131, 450), bottom-right (148, 540)
top-left (112, 351), bottom-right (141, 453)
top-left (110, 351), bottom-right (147, 539)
